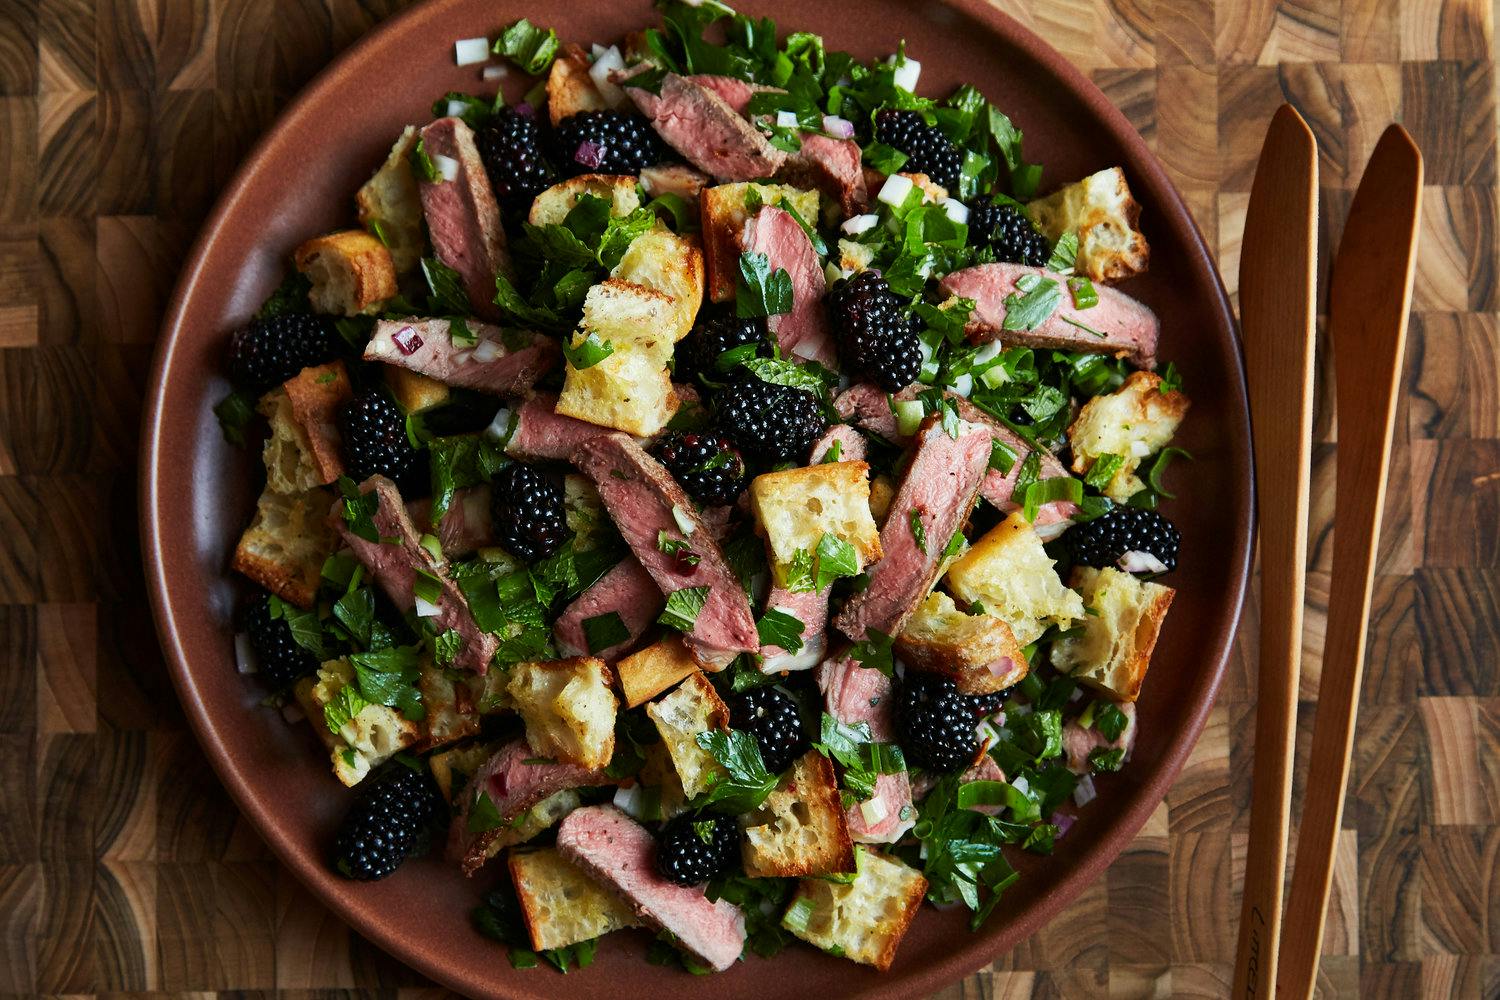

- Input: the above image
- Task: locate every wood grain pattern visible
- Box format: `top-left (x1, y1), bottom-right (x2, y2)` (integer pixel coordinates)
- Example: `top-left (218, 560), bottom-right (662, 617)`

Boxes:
top-left (0, 1), bottom-right (1496, 997)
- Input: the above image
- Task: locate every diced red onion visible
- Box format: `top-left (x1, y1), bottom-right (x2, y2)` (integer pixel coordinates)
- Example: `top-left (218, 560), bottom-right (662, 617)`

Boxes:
top-left (612, 784), bottom-right (649, 820)
top-left (1073, 774), bottom-right (1098, 807)
top-left (1035, 519), bottom-right (1072, 542)
top-left (392, 325), bottom-right (424, 355)
top-left (513, 101), bottom-right (536, 119)
top-left (483, 405), bottom-right (513, 442)
top-left (574, 140), bottom-right (604, 168)
top-left (790, 339), bottom-right (824, 361)
top-left (822, 115), bottom-right (855, 139)
top-left (234, 633), bottom-right (258, 674)
top-left (1054, 811), bottom-right (1076, 837)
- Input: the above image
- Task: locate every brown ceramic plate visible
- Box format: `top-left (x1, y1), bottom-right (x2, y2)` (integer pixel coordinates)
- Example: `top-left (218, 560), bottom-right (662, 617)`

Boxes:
top-left (142, 1), bottom-right (1252, 996)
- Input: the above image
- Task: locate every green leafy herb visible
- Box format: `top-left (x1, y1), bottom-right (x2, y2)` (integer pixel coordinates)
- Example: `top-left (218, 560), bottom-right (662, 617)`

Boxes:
top-left (862, 140), bottom-right (909, 175)
top-left (782, 547), bottom-right (816, 593)
top-left (255, 271), bottom-right (313, 319)
top-left (1089, 747), bottom-right (1125, 773)
top-left (820, 439), bottom-right (843, 464)
top-left (1145, 446), bottom-right (1192, 499)
top-left (268, 594), bottom-right (326, 659)
top-left (213, 390), bottom-right (257, 447)
top-left (432, 629), bottom-right (464, 667)
top-left (349, 644), bottom-right (425, 721)
top-left (644, 192), bottom-right (697, 232)
top-left (421, 256), bottom-right (471, 315)
top-left (708, 874), bottom-right (793, 957)
top-left (814, 532), bottom-right (860, 590)
top-left (493, 18), bottom-right (560, 75)
top-left (1011, 708), bottom-right (1064, 761)
top-left (1020, 475), bottom-right (1084, 523)
top-left (739, 355), bottom-right (828, 396)
top-left (756, 608), bottom-right (805, 653)
top-left (1046, 231), bottom-right (1079, 272)
top-left (582, 612), bottom-right (630, 655)
top-left (988, 437), bottom-right (1018, 474)
top-left (1093, 701), bottom-right (1128, 742)
top-left (942, 528), bottom-right (967, 561)
top-left (735, 251), bottom-right (794, 317)
top-left (1083, 453), bottom-right (1125, 492)
top-left (908, 508), bottom-right (928, 554)
top-left (431, 90), bottom-right (495, 129)
top-left (1067, 275), bottom-right (1099, 309)
top-left (813, 713), bottom-right (905, 802)
top-left (562, 331), bottom-right (615, 370)
top-left (1158, 361), bottom-right (1184, 394)
top-left (658, 585), bottom-right (711, 633)
top-left (323, 683), bottom-right (371, 735)
top-left (409, 138), bottom-right (442, 183)
top-left (656, 530), bottom-right (700, 567)
top-left (1002, 273), bottom-right (1063, 332)
top-left (695, 728), bottom-right (780, 813)
top-left (427, 433), bottom-right (506, 524)
top-left (848, 628), bottom-right (895, 676)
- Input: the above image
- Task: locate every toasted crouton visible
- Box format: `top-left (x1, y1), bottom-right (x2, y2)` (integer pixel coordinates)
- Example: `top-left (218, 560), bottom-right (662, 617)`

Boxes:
top-left (782, 849), bottom-right (927, 971)
top-left (944, 512), bottom-right (1085, 646)
top-left (618, 636), bottom-right (700, 708)
top-left (418, 659), bottom-right (480, 750)
top-left (896, 591), bottom-right (1029, 694)
top-left (837, 238), bottom-right (876, 274)
top-left (510, 847), bottom-right (643, 950)
top-left (555, 340), bottom-right (678, 436)
top-left (700, 182), bottom-right (821, 301)
top-left (1051, 567), bottom-right (1174, 702)
top-left (528, 174), bottom-right (642, 228)
top-left (741, 751), bottom-right (855, 878)
top-left (282, 361), bottom-right (352, 484)
top-left (385, 366), bottom-right (450, 413)
top-left (304, 659), bottom-right (421, 786)
top-left (473, 789), bottom-right (585, 868)
top-left (578, 278), bottom-right (679, 364)
top-left (356, 126), bottom-right (425, 274)
top-left (294, 230), bottom-right (398, 316)
top-left (428, 741), bottom-right (498, 804)
top-left (749, 462), bottom-right (882, 587)
top-left (639, 740), bottom-right (690, 820)
top-left (640, 163), bottom-right (709, 203)
top-left (258, 388), bottom-right (320, 493)
top-left (231, 486), bottom-right (335, 608)
top-left (646, 671), bottom-right (729, 799)
top-left (868, 472), bottom-right (895, 526)
top-left (610, 228), bottom-right (705, 341)
top-left (506, 657), bottom-right (618, 769)
top-left (899, 171), bottom-right (947, 203)
top-left (546, 44), bottom-right (610, 126)
top-left (1068, 370), bottom-right (1189, 501)
top-left (1027, 166), bottom-right (1149, 284)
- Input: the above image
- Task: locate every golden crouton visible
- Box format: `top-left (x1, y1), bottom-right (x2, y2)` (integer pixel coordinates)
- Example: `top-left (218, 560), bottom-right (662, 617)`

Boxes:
top-left (617, 636), bottom-right (701, 709)
top-left (506, 657), bottom-right (618, 769)
top-left (556, 279), bottom-right (682, 436)
top-left (356, 125), bottom-right (425, 274)
top-left (896, 591), bottom-right (1029, 695)
top-left (646, 671), bottom-right (729, 799)
top-left (944, 512), bottom-right (1085, 646)
top-left (741, 751), bottom-right (855, 878)
top-left (510, 847), bottom-right (643, 950)
top-left (281, 360), bottom-right (351, 485)
top-left (782, 849), bottom-right (928, 971)
top-left (294, 230), bottom-right (398, 316)
top-left (385, 366), bottom-right (450, 414)
top-left (899, 171), bottom-right (947, 203)
top-left (528, 174), bottom-right (642, 228)
top-left (1068, 370), bottom-right (1190, 501)
top-left (231, 486), bottom-right (336, 609)
top-left (417, 659), bottom-right (480, 750)
top-left (546, 44), bottom-right (610, 126)
top-left (1027, 166), bottom-right (1149, 284)
top-left (610, 227), bottom-right (705, 341)
top-left (302, 659), bottom-right (421, 786)
top-left (1051, 567), bottom-right (1174, 702)
top-left (700, 182), bottom-right (821, 301)
top-left (749, 462), bottom-right (882, 587)
top-left (427, 741), bottom-right (498, 804)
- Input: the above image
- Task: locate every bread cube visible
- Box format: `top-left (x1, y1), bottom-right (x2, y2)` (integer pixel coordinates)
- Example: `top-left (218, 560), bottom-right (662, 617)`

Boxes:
top-left (231, 486), bottom-right (336, 609)
top-left (782, 849), bottom-right (928, 971)
top-left (303, 659), bottom-right (421, 786)
top-left (610, 227), bottom-right (705, 341)
top-left (1026, 166), bottom-right (1149, 284)
top-left (258, 387), bottom-right (320, 494)
top-left (1068, 370), bottom-right (1189, 502)
top-left (579, 278), bottom-right (679, 364)
top-left (837, 238), bottom-right (876, 274)
top-left (546, 44), bottom-right (611, 126)
top-left (741, 751), bottom-right (855, 878)
top-left (528, 174), bottom-right (642, 227)
top-left (478, 789), bottom-right (584, 866)
top-left (701, 182), bottom-right (821, 301)
top-left (1051, 567), bottom-right (1174, 702)
top-left (646, 671), bottom-right (729, 799)
top-left (510, 847), bottom-right (643, 950)
top-left (944, 512), bottom-right (1084, 646)
top-left (385, 366), bottom-right (450, 414)
top-left (418, 659), bottom-right (480, 750)
top-left (506, 657), bottom-right (619, 769)
top-left (896, 591), bottom-right (1029, 694)
top-left (749, 462), bottom-right (882, 588)
top-left (356, 125), bottom-right (425, 274)
top-left (281, 360), bottom-right (352, 484)
top-left (428, 741), bottom-right (498, 804)
top-left (555, 340), bottom-right (678, 436)
top-left (617, 636), bottom-right (700, 708)
top-left (294, 230), bottom-right (398, 316)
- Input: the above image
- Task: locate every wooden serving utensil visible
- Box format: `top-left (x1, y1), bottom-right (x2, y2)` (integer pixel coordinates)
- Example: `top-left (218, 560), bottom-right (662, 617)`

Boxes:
top-left (1276, 125), bottom-right (1423, 999)
top-left (1231, 104), bottom-right (1319, 1000)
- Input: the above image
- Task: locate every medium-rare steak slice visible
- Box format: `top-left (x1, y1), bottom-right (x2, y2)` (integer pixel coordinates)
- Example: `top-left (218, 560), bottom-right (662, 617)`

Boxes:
top-left (405, 485), bottom-right (494, 558)
top-left (833, 415), bottom-right (991, 641)
top-left (780, 133), bottom-right (868, 215)
top-left (417, 117), bottom-right (513, 320)
top-left (817, 653), bottom-right (915, 843)
top-left (809, 423), bottom-right (868, 465)
top-left (504, 391), bottom-right (626, 462)
top-left (557, 805), bottom-right (748, 971)
top-left (365, 318), bottom-right (557, 395)
top-left (553, 557), bottom-right (664, 660)
top-left (759, 584), bottom-right (829, 672)
top-left (742, 205), bottom-right (838, 367)
top-left (332, 475), bottom-right (497, 672)
top-left (625, 73), bottom-right (787, 182)
top-left (574, 433), bottom-right (759, 668)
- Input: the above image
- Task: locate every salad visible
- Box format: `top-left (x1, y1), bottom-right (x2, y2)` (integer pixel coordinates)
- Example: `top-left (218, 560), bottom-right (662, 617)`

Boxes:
top-left (217, 0), bottom-right (1192, 976)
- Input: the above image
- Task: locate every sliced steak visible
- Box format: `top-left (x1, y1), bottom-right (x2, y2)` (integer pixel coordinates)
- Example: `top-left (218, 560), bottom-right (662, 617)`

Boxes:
top-left (759, 584), bottom-right (829, 672)
top-left (685, 73), bottom-right (772, 115)
top-left (833, 382), bottom-right (901, 443)
top-left (833, 416), bottom-right (991, 641)
top-left (742, 205), bottom-right (838, 366)
top-left (780, 133), bottom-right (868, 215)
top-left (557, 805), bottom-right (748, 971)
top-left (417, 117), bottom-right (513, 320)
top-left (505, 391), bottom-right (625, 462)
top-left (818, 653), bottom-right (915, 843)
top-left (940, 263), bottom-right (1159, 368)
top-left (1062, 702), bottom-right (1137, 775)
top-left (574, 433), bottom-right (759, 668)
top-left (332, 475), bottom-right (497, 672)
top-left (406, 485), bottom-right (494, 558)
top-left (625, 73), bottom-right (787, 182)
top-left (366, 318), bottom-right (557, 395)
top-left (553, 557), bottom-right (664, 660)
top-left (453, 738), bottom-right (610, 875)
top-left (640, 162), bottom-right (710, 202)
top-left (808, 423), bottom-right (867, 465)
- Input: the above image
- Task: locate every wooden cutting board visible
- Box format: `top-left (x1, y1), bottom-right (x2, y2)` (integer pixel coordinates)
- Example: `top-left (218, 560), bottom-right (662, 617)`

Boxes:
top-left (0, 2), bottom-right (1495, 997)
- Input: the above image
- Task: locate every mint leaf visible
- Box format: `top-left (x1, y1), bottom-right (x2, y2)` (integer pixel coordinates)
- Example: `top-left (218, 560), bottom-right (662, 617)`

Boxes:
top-left (433, 629), bottom-right (464, 667)
top-left (658, 586), bottom-right (711, 633)
top-left (1094, 701), bottom-right (1128, 741)
top-left (695, 729), bottom-right (780, 811)
top-left (582, 612), bottom-right (630, 655)
top-left (814, 533), bottom-right (860, 591)
top-left (1045, 231), bottom-right (1079, 273)
top-left (848, 629), bottom-right (894, 676)
top-left (1083, 453), bottom-right (1125, 492)
top-left (756, 608), bottom-right (804, 653)
top-left (739, 355), bottom-right (827, 396)
top-left (1002, 273), bottom-right (1063, 332)
top-left (421, 256), bottom-right (470, 315)
top-left (323, 684), bottom-right (370, 735)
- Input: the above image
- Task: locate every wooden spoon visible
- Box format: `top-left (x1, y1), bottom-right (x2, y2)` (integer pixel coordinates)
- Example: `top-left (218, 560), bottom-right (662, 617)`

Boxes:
top-left (1231, 104), bottom-right (1319, 1000)
top-left (1276, 125), bottom-right (1423, 999)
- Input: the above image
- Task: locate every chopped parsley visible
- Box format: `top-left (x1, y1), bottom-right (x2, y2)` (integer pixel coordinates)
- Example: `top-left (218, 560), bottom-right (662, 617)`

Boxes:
top-left (755, 608), bottom-right (805, 653)
top-left (493, 18), bottom-right (560, 75)
top-left (735, 251), bottom-right (794, 317)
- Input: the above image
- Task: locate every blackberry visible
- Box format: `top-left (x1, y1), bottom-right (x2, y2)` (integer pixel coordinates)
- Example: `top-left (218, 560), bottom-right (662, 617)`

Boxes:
top-left (675, 313), bottom-right (769, 385)
top-left (874, 109), bottom-right (962, 190)
top-left (655, 814), bottom-right (740, 886)
top-left (895, 672), bottom-right (980, 773)
top-left (339, 388), bottom-right (421, 487)
top-left (968, 200), bottom-right (1051, 267)
top-left (554, 111), bottom-right (664, 176)
top-left (227, 313), bottom-right (336, 394)
top-left (489, 462), bottom-right (571, 563)
top-left (333, 762), bottom-right (443, 881)
top-left (475, 107), bottom-right (557, 215)
top-left (243, 590), bottom-right (317, 690)
top-left (714, 376), bottom-right (827, 463)
top-left (968, 687), bottom-right (1013, 718)
top-left (826, 270), bottom-right (922, 392)
top-left (728, 687), bottom-right (808, 774)
top-left (652, 430), bottom-right (748, 508)
top-left (1061, 506), bottom-right (1180, 573)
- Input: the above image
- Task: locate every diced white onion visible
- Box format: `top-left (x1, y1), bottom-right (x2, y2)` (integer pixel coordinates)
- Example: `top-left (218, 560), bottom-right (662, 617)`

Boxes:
top-left (939, 197), bottom-right (969, 224)
top-left (776, 109), bottom-right (799, 128)
top-left (860, 796), bottom-right (888, 825)
top-left (972, 341), bottom-right (1003, 365)
top-left (950, 373), bottom-right (974, 398)
top-left (482, 405), bottom-right (512, 442)
top-left (588, 46), bottom-right (627, 107)
top-left (1130, 439), bottom-right (1153, 458)
top-left (415, 595), bottom-right (442, 618)
top-left (481, 65), bottom-right (508, 81)
top-left (1010, 702), bottom-right (1033, 717)
top-left (841, 213), bottom-right (880, 235)
top-left (1012, 774), bottom-right (1031, 797)
top-left (821, 115), bottom-right (855, 139)
top-left (471, 337), bottom-right (502, 363)
top-left (671, 504), bottom-right (696, 536)
top-left (446, 99), bottom-right (469, 118)
top-left (454, 37), bottom-right (491, 66)
top-left (790, 338), bottom-right (824, 361)
top-left (1069, 686), bottom-right (1085, 703)
top-left (1073, 774), bottom-right (1098, 807)
top-left (876, 173), bottom-right (915, 208)
top-left (1034, 518), bottom-right (1072, 542)
top-left (612, 784), bottom-right (649, 820)
top-left (281, 702), bottom-right (305, 724)
top-left (1118, 549), bottom-right (1169, 574)
top-left (234, 633), bottom-right (258, 674)
top-left (887, 54), bottom-right (922, 92)
top-left (433, 154), bottom-right (460, 182)
top-left (591, 43), bottom-right (607, 58)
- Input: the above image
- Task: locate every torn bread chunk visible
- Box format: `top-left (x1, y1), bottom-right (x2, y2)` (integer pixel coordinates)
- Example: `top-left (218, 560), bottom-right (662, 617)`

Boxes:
top-left (1026, 166), bottom-right (1149, 284)
top-left (782, 849), bottom-right (927, 971)
top-left (546, 44), bottom-right (612, 126)
top-left (896, 590), bottom-right (1029, 695)
top-left (618, 636), bottom-right (700, 709)
top-left (231, 486), bottom-right (336, 609)
top-left (506, 657), bottom-right (619, 769)
top-left (417, 658), bottom-right (480, 750)
top-left (528, 173), bottom-right (641, 227)
top-left (741, 751), bottom-right (856, 878)
top-left (750, 461), bottom-right (882, 588)
top-left (294, 230), bottom-right (398, 316)
top-left (356, 125), bottom-right (424, 274)
top-left (1068, 370), bottom-right (1189, 502)
top-left (510, 846), bottom-right (644, 950)
top-left (258, 386), bottom-right (322, 494)
top-left (280, 360), bottom-right (352, 485)
top-left (1050, 567), bottom-right (1174, 703)
top-left (945, 511), bottom-right (1085, 647)
top-left (646, 670), bottom-right (729, 799)
top-left (297, 659), bottom-right (421, 786)
top-left (609, 227), bottom-right (705, 341)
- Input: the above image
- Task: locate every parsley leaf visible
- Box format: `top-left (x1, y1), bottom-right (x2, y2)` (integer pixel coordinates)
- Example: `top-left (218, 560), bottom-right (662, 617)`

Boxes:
top-left (695, 728), bottom-right (780, 813)
top-left (1002, 273), bottom-right (1063, 332)
top-left (493, 18), bottom-right (560, 75)
top-left (756, 608), bottom-right (805, 653)
top-left (1094, 701), bottom-right (1129, 741)
top-left (735, 251), bottom-right (794, 317)
top-left (421, 256), bottom-right (470, 315)
top-left (562, 331), bottom-right (615, 370)
top-left (582, 612), bottom-right (630, 655)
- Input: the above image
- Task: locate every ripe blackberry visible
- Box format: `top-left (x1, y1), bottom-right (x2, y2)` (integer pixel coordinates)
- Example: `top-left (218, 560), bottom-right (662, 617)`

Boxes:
top-left (243, 590), bottom-right (317, 690)
top-left (554, 111), bottom-right (664, 176)
top-left (675, 313), bottom-right (769, 385)
top-left (968, 687), bottom-right (1013, 719)
top-left (826, 270), bottom-right (922, 392)
top-left (652, 430), bottom-right (748, 508)
top-left (333, 762), bottom-right (443, 881)
top-left (728, 687), bottom-right (808, 774)
top-left (227, 313), bottom-right (336, 394)
top-left (895, 672), bottom-right (980, 773)
top-left (489, 462), bottom-right (571, 563)
top-left (968, 200), bottom-right (1052, 267)
top-left (475, 107), bottom-right (557, 215)
top-left (714, 376), bottom-right (827, 463)
top-left (655, 814), bottom-right (740, 886)
top-left (339, 388), bottom-right (421, 487)
top-left (874, 109), bottom-right (962, 190)
top-left (1061, 506), bottom-right (1180, 573)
